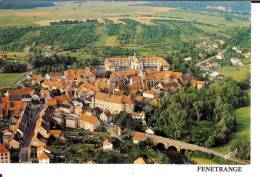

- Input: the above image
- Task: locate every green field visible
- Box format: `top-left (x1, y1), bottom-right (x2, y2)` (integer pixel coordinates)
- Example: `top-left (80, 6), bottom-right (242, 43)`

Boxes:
top-left (213, 106), bottom-right (250, 154)
top-left (0, 73), bottom-right (26, 87)
top-left (0, 1), bottom-right (250, 28)
top-left (220, 65), bottom-right (250, 81)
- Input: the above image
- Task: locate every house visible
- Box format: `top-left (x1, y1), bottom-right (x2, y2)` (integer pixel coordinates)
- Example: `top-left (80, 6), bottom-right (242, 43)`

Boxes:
top-left (130, 76), bottom-right (143, 85)
top-left (99, 111), bottom-right (112, 123)
top-left (78, 114), bottom-right (100, 132)
top-left (131, 112), bottom-right (145, 122)
top-left (218, 39), bottom-right (225, 45)
top-left (143, 90), bottom-right (159, 99)
top-left (8, 87), bottom-right (34, 102)
top-left (133, 132), bottom-right (146, 144)
top-left (31, 74), bottom-right (44, 84)
top-left (57, 104), bottom-right (74, 114)
top-left (232, 46), bottom-right (242, 54)
top-left (102, 139), bottom-right (113, 151)
top-left (47, 98), bottom-right (57, 107)
top-left (66, 118), bottom-right (78, 128)
top-left (40, 89), bottom-right (51, 99)
top-left (243, 52), bottom-right (251, 59)
top-left (0, 143), bottom-right (10, 163)
top-left (41, 80), bottom-right (65, 92)
top-left (2, 129), bottom-right (13, 145)
top-left (74, 106), bottom-right (83, 116)
top-left (87, 160), bottom-right (97, 164)
top-left (212, 43), bottom-right (219, 49)
top-left (134, 157), bottom-right (146, 164)
top-left (145, 128), bottom-right (154, 135)
top-left (55, 94), bottom-right (70, 105)
top-left (38, 152), bottom-right (50, 163)
top-left (209, 71), bottom-right (222, 80)
top-left (0, 104), bottom-right (4, 119)
top-left (216, 52), bottom-right (224, 60)
top-left (37, 143), bottom-right (51, 157)
top-left (231, 58), bottom-right (243, 66)
top-left (134, 95), bottom-right (145, 104)
top-left (191, 80), bottom-right (205, 90)
top-left (183, 57), bottom-right (192, 62)
top-left (48, 130), bottom-right (61, 139)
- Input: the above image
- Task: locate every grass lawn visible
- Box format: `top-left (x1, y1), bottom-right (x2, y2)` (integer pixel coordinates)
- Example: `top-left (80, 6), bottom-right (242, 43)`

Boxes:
top-left (220, 65), bottom-right (250, 81)
top-left (0, 51), bottom-right (28, 63)
top-left (0, 73), bottom-right (26, 87)
top-left (104, 36), bottom-right (120, 46)
top-left (190, 155), bottom-right (239, 165)
top-left (190, 157), bottom-right (217, 165)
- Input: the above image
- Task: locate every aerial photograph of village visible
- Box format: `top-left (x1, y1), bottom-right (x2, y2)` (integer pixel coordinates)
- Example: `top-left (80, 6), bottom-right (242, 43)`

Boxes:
top-left (0, 0), bottom-right (250, 165)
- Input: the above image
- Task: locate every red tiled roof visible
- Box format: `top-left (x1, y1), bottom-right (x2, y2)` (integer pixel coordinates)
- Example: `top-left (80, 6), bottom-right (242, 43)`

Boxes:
top-left (80, 114), bottom-right (98, 125)
top-left (38, 152), bottom-right (49, 160)
top-left (49, 130), bottom-right (61, 136)
top-left (103, 139), bottom-right (110, 145)
top-left (191, 80), bottom-right (205, 86)
top-left (133, 132), bottom-right (145, 141)
top-left (8, 87), bottom-right (34, 96)
top-left (0, 144), bottom-right (8, 153)
top-left (95, 92), bottom-right (133, 105)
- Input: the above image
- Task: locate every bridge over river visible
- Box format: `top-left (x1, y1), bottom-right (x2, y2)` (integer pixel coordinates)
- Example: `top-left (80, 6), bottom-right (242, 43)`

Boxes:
top-left (144, 133), bottom-right (249, 165)
top-left (119, 128), bottom-right (249, 165)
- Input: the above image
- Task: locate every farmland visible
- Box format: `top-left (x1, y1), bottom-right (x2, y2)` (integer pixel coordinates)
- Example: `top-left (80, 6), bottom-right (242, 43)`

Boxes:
top-left (0, 1), bottom-right (250, 28)
top-left (0, 72), bottom-right (25, 87)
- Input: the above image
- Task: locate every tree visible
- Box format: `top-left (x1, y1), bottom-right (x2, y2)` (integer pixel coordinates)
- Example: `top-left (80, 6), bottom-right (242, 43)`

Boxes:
top-left (193, 100), bottom-right (204, 121)
top-left (156, 101), bottom-right (189, 139)
top-left (230, 140), bottom-right (250, 160)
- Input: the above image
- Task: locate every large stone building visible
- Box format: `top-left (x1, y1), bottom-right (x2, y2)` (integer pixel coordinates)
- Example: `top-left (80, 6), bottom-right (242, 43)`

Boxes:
top-left (91, 92), bottom-right (134, 114)
top-left (105, 54), bottom-right (170, 72)
top-left (78, 114), bottom-right (100, 132)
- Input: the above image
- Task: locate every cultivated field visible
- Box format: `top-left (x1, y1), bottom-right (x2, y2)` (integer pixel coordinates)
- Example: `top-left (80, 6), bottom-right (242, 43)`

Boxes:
top-left (0, 1), bottom-right (250, 28)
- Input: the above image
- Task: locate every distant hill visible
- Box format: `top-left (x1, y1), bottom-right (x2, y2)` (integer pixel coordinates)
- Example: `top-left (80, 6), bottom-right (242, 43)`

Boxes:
top-left (0, 0), bottom-right (251, 13)
top-left (0, 0), bottom-right (54, 9)
top-left (130, 1), bottom-right (251, 15)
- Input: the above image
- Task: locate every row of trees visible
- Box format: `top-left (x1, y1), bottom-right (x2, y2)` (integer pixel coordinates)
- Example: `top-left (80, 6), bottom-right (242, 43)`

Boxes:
top-left (0, 60), bottom-right (27, 73)
top-left (29, 54), bottom-right (101, 74)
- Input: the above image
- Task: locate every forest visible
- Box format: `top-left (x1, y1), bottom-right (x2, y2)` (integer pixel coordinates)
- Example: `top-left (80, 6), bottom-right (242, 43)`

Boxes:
top-left (0, 0), bottom-right (54, 9)
top-left (154, 79), bottom-right (249, 148)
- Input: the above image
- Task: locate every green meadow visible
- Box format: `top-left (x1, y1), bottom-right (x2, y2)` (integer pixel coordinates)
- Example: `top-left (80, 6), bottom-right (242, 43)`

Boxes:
top-left (0, 72), bottom-right (26, 87)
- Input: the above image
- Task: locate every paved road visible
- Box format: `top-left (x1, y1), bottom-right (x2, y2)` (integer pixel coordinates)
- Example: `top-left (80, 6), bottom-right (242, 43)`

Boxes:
top-left (19, 104), bottom-right (44, 162)
top-left (15, 64), bottom-right (33, 87)
top-left (196, 49), bottom-right (227, 66)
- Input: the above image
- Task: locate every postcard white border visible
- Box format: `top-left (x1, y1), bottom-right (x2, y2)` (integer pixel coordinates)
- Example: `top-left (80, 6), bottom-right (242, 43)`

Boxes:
top-left (0, 2), bottom-right (259, 177)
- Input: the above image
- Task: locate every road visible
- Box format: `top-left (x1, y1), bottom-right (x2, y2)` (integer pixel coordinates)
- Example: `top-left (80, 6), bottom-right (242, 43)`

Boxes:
top-left (196, 49), bottom-right (227, 66)
top-left (19, 104), bottom-right (44, 162)
top-left (15, 64), bottom-right (33, 87)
